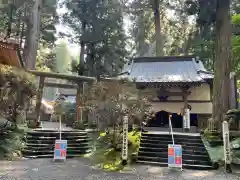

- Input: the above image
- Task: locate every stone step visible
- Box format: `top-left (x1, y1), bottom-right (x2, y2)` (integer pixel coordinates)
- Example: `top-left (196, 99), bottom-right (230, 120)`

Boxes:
top-left (141, 133), bottom-right (201, 140)
top-left (140, 142), bottom-right (206, 150)
top-left (24, 154), bottom-right (86, 159)
top-left (31, 129), bottom-right (86, 133)
top-left (139, 147), bottom-right (208, 156)
top-left (137, 156), bottom-right (212, 166)
top-left (23, 129), bottom-right (91, 159)
top-left (136, 160), bottom-right (214, 170)
top-left (141, 135), bottom-right (202, 143)
top-left (27, 132), bottom-right (87, 136)
top-left (27, 131), bottom-right (87, 136)
top-left (25, 145), bottom-right (89, 151)
top-left (22, 148), bottom-right (90, 156)
top-left (138, 151), bottom-right (211, 161)
top-left (26, 138), bottom-right (90, 144)
top-left (25, 142), bottom-right (89, 148)
top-left (26, 136), bottom-right (57, 140)
top-left (137, 132), bottom-right (214, 170)
top-left (26, 135), bottom-right (89, 140)
top-left (140, 138), bottom-right (205, 147)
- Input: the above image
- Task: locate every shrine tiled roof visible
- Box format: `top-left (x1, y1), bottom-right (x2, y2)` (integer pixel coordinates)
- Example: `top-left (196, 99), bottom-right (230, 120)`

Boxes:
top-left (121, 56), bottom-right (213, 83)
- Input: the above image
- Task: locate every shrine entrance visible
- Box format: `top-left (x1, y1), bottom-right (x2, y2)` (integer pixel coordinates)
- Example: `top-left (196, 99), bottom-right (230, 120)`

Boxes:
top-left (147, 110), bottom-right (198, 130)
top-left (148, 110), bottom-right (185, 129)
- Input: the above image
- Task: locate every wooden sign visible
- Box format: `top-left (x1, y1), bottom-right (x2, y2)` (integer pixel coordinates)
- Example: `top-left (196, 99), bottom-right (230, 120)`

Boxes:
top-left (122, 115), bottom-right (128, 164)
top-left (183, 108), bottom-right (190, 129)
top-left (222, 121), bottom-right (232, 173)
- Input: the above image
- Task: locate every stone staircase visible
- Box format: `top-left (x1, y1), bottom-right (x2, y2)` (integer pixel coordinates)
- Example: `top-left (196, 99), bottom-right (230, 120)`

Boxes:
top-left (23, 129), bottom-right (91, 158)
top-left (137, 132), bottom-right (217, 170)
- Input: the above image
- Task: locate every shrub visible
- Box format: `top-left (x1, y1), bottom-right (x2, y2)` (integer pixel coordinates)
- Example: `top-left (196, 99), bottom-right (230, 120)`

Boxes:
top-left (0, 64), bottom-right (36, 122)
top-left (0, 125), bottom-right (25, 160)
top-left (27, 120), bottom-right (41, 129)
top-left (73, 121), bottom-right (86, 130)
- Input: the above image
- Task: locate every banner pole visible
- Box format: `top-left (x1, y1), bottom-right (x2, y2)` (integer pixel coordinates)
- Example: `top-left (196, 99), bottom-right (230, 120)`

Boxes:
top-left (59, 115), bottom-right (62, 140)
top-left (169, 115), bottom-right (174, 145)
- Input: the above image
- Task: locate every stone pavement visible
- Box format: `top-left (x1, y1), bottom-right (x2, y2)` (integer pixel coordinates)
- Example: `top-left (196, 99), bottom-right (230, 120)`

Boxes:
top-left (0, 158), bottom-right (239, 180)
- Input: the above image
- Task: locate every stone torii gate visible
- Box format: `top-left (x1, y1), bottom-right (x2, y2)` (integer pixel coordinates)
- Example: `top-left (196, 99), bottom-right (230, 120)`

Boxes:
top-left (28, 70), bottom-right (96, 127)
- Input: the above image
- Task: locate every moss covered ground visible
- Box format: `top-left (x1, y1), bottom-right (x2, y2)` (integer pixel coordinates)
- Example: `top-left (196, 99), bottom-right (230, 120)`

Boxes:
top-left (204, 137), bottom-right (240, 164)
top-left (85, 131), bottom-right (141, 171)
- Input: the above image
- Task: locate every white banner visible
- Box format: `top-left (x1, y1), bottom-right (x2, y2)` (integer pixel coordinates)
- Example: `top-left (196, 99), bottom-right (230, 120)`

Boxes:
top-left (122, 116), bottom-right (128, 161)
top-left (183, 108), bottom-right (190, 129)
top-left (222, 121), bottom-right (231, 164)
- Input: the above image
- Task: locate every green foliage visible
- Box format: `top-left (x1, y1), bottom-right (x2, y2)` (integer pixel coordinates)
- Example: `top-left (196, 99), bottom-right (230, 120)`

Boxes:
top-left (0, 126), bottom-right (25, 160)
top-left (204, 137), bottom-right (240, 164)
top-left (60, 0), bottom-right (128, 77)
top-left (232, 14), bottom-right (240, 24)
top-left (0, 64), bottom-right (36, 120)
top-left (27, 120), bottom-right (41, 129)
top-left (0, 0), bottom-right (57, 71)
top-left (128, 0), bottom-right (194, 56)
top-left (36, 43), bottom-right (56, 71)
top-left (0, 0), bottom-right (56, 43)
top-left (72, 121), bottom-right (85, 130)
top-left (232, 14), bottom-right (240, 74)
top-left (184, 1), bottom-right (236, 70)
top-left (85, 131), bottom-right (140, 171)
top-left (80, 81), bottom-right (152, 130)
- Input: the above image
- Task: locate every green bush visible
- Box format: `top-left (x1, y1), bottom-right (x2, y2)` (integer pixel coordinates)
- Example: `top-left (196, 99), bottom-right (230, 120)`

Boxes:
top-left (0, 64), bottom-right (36, 121)
top-left (203, 128), bottom-right (221, 140)
top-left (89, 123), bottom-right (97, 129)
top-left (27, 120), bottom-right (41, 129)
top-left (73, 121), bottom-right (86, 130)
top-left (62, 113), bottom-right (75, 127)
top-left (85, 130), bottom-right (141, 171)
top-left (0, 126), bottom-right (25, 160)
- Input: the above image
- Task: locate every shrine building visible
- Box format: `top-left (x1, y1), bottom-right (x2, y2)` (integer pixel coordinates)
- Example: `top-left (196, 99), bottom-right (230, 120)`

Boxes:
top-left (121, 55), bottom-right (237, 132)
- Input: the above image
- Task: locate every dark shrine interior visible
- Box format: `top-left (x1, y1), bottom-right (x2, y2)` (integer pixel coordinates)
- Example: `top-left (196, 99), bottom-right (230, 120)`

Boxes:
top-left (147, 110), bottom-right (198, 128)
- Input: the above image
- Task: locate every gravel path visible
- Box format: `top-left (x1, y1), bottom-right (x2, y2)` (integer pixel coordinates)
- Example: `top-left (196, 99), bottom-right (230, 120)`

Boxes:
top-left (0, 158), bottom-right (239, 180)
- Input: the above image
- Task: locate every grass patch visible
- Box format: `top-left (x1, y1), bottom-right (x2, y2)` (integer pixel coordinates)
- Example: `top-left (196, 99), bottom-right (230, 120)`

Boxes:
top-left (85, 130), bottom-right (141, 171)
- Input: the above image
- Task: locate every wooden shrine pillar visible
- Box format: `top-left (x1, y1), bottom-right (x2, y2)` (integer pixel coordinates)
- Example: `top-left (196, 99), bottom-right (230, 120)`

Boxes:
top-left (76, 83), bottom-right (82, 122)
top-left (35, 76), bottom-right (45, 122)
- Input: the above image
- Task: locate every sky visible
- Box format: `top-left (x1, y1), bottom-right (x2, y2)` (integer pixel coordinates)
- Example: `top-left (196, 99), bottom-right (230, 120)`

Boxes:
top-left (56, 5), bottom-right (80, 56)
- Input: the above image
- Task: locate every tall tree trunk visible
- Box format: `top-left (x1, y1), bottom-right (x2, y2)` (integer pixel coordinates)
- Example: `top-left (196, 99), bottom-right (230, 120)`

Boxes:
top-left (76, 0), bottom-right (87, 122)
top-left (212, 0), bottom-right (232, 130)
top-left (79, 29), bottom-right (86, 76)
top-left (20, 3), bottom-right (27, 55)
top-left (5, 2), bottom-right (14, 38)
top-left (23, 0), bottom-right (43, 69)
top-left (152, 0), bottom-right (163, 56)
top-left (136, 12), bottom-right (145, 56)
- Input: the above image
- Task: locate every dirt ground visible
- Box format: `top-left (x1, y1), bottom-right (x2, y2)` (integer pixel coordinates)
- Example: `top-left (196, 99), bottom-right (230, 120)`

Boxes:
top-left (0, 158), bottom-right (239, 180)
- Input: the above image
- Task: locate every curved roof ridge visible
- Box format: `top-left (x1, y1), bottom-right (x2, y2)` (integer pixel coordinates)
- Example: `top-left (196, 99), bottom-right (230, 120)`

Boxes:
top-left (133, 55), bottom-right (196, 63)
top-left (191, 57), bottom-right (214, 81)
